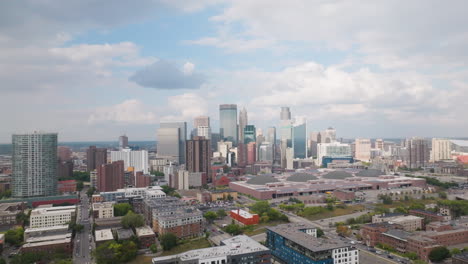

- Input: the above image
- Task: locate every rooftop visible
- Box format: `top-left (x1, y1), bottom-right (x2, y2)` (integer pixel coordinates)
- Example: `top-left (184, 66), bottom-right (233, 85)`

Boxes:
top-left (22, 237), bottom-right (71, 248)
top-left (246, 175), bottom-right (279, 185)
top-left (95, 229), bottom-right (114, 242)
top-left (287, 173), bottom-right (318, 182)
top-left (231, 209), bottom-right (257, 219)
top-left (382, 229), bottom-right (412, 241)
top-left (267, 223), bottom-right (349, 252)
top-left (116, 228), bottom-right (134, 240)
top-left (31, 205), bottom-right (76, 216)
top-left (136, 226), bottom-right (155, 237)
top-left (25, 225), bottom-right (69, 233)
top-left (26, 233), bottom-right (72, 243)
top-left (92, 202), bottom-right (115, 210)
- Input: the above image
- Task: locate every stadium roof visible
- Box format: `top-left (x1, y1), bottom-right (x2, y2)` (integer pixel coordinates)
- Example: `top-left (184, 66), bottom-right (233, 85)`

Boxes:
top-left (287, 173), bottom-right (318, 182)
top-left (246, 175), bottom-right (280, 185)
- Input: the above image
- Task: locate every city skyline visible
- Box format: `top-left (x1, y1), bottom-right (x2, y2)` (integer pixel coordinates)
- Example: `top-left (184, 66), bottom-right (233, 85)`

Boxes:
top-left (1, 1), bottom-right (468, 142)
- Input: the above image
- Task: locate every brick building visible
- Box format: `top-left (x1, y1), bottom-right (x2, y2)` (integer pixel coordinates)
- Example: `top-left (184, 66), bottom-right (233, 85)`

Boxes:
top-left (97, 161), bottom-right (124, 192)
top-left (136, 226), bottom-right (156, 248)
top-left (57, 180), bottom-right (77, 193)
top-left (230, 209), bottom-right (259, 226)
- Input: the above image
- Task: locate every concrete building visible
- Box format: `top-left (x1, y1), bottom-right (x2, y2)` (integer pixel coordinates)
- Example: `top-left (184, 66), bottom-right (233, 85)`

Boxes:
top-left (136, 226), bottom-right (156, 248)
top-left (152, 235), bottom-right (271, 264)
top-left (30, 205), bottom-right (76, 228)
top-left (24, 225), bottom-right (69, 240)
top-left (375, 139), bottom-right (384, 150)
top-left (355, 138), bottom-right (371, 162)
top-left (21, 233), bottom-right (73, 255)
top-left (247, 142), bottom-right (257, 165)
top-left (408, 137), bottom-right (430, 169)
top-left (317, 142), bottom-right (352, 166)
top-left (119, 135), bottom-right (128, 150)
top-left (86, 146), bottom-right (107, 172)
top-left (57, 146), bottom-right (72, 162)
top-left (217, 141), bottom-right (232, 159)
top-left (239, 107), bottom-right (248, 144)
top-left (259, 142), bottom-right (274, 162)
top-left (12, 132), bottom-right (58, 198)
top-left (97, 160), bottom-right (125, 192)
top-left (0, 202), bottom-right (26, 226)
top-left (220, 104), bottom-right (238, 145)
top-left (92, 202), bottom-right (115, 219)
top-left (95, 229), bottom-right (114, 246)
top-left (322, 127), bottom-right (337, 143)
top-left (267, 223), bottom-right (358, 264)
top-left (292, 118), bottom-right (307, 159)
top-left (196, 126), bottom-right (211, 140)
top-left (280, 107), bottom-right (291, 120)
top-left (185, 136), bottom-right (211, 180)
top-left (372, 214), bottom-right (423, 231)
top-left (110, 148), bottom-right (149, 174)
top-left (431, 138), bottom-right (452, 162)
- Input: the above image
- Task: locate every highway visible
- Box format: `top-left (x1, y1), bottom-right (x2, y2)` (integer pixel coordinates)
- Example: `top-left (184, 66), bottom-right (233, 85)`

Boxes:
top-left (73, 189), bottom-right (94, 264)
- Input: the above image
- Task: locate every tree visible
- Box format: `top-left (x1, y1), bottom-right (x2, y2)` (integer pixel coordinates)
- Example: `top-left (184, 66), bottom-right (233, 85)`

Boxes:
top-left (121, 211), bottom-right (144, 229)
top-left (316, 228), bottom-right (324, 238)
top-left (403, 252), bottom-right (418, 260)
top-left (378, 194), bottom-right (393, 205)
top-left (429, 246), bottom-right (450, 262)
top-left (77, 181), bottom-right (84, 191)
top-left (93, 240), bottom-right (137, 264)
top-left (0, 258), bottom-right (6, 264)
top-left (114, 203), bottom-right (132, 217)
top-left (451, 248), bottom-right (461, 255)
top-left (250, 201), bottom-right (271, 216)
top-left (5, 227), bottom-right (24, 246)
top-left (151, 171), bottom-right (164, 177)
top-left (224, 224), bottom-right (242, 235)
top-left (160, 233), bottom-right (178, 251)
top-left (217, 209), bottom-right (227, 218)
top-left (149, 244), bottom-right (158, 253)
top-left (394, 207), bottom-right (408, 214)
top-left (336, 225), bottom-right (351, 237)
top-left (87, 187), bottom-right (95, 197)
top-left (203, 211), bottom-right (217, 223)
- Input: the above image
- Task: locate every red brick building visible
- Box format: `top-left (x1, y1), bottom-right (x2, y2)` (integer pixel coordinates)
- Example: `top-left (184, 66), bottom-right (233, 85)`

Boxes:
top-left (230, 209), bottom-right (259, 226)
top-left (58, 180), bottom-right (77, 193)
top-left (136, 226), bottom-right (156, 248)
top-left (97, 161), bottom-right (124, 192)
top-left (247, 142), bottom-right (256, 165)
top-left (409, 209), bottom-right (446, 222)
top-left (135, 171), bottom-right (151, 188)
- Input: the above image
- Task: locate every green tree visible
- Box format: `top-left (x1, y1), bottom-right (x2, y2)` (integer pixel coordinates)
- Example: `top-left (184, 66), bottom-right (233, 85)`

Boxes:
top-left (403, 252), bottom-right (418, 260)
top-left (121, 211), bottom-right (144, 229)
top-left (217, 209), bottom-right (227, 218)
top-left (11, 252), bottom-right (44, 264)
top-left (378, 194), bottom-right (393, 204)
top-left (93, 240), bottom-right (137, 264)
top-left (72, 171), bottom-right (91, 182)
top-left (451, 248), bottom-right (461, 255)
top-left (224, 224), bottom-right (242, 235)
top-left (114, 203), bottom-right (132, 217)
top-left (87, 187), bottom-right (95, 197)
top-left (160, 233), bottom-right (178, 251)
top-left (429, 246), bottom-right (450, 262)
top-left (151, 171), bottom-right (165, 177)
top-left (5, 227), bottom-right (24, 246)
top-left (394, 206), bottom-right (409, 214)
top-left (203, 211), bottom-right (217, 223)
top-left (250, 201), bottom-right (271, 215)
top-left (77, 181), bottom-right (84, 191)
top-left (316, 228), bottom-right (324, 238)
top-left (149, 244), bottom-right (158, 253)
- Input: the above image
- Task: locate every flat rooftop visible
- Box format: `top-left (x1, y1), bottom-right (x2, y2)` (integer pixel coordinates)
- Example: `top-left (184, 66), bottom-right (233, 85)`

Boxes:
top-left (231, 209), bottom-right (257, 219)
top-left (22, 237), bottom-right (71, 248)
top-left (92, 202), bottom-right (115, 210)
top-left (26, 233), bottom-right (72, 243)
top-left (31, 205), bottom-right (76, 215)
top-left (136, 226), bottom-right (155, 237)
top-left (95, 229), bottom-right (114, 242)
top-left (25, 225), bottom-right (69, 233)
top-left (267, 223), bottom-right (349, 252)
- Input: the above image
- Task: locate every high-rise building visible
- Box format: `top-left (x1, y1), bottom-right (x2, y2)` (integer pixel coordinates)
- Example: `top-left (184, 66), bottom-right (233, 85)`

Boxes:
top-left (196, 126), bottom-right (211, 140)
top-left (217, 141), bottom-right (232, 158)
top-left (308, 132), bottom-right (321, 158)
top-left (258, 142), bottom-right (274, 162)
top-left (119, 135), bottom-right (128, 150)
top-left (238, 107), bottom-right (248, 144)
top-left (86, 146), bottom-right (107, 172)
top-left (110, 148), bottom-right (149, 174)
top-left (12, 132), bottom-right (58, 198)
top-left (355, 138), bottom-right (371, 162)
top-left (210, 133), bottom-right (221, 151)
top-left (237, 143), bottom-right (246, 167)
top-left (244, 125), bottom-right (256, 144)
top-left (193, 116), bottom-right (210, 128)
top-left (219, 104), bottom-right (238, 145)
top-left (408, 138), bottom-right (430, 169)
top-left (431, 138), bottom-right (452, 162)
top-left (57, 146), bottom-right (72, 162)
top-left (97, 160), bottom-right (124, 192)
top-left (292, 119), bottom-right (307, 159)
top-left (160, 121), bottom-right (187, 164)
top-left (375, 138), bottom-right (384, 150)
top-left (247, 142), bottom-right (257, 165)
top-left (280, 107), bottom-right (291, 120)
top-left (266, 127), bottom-right (276, 145)
top-left (322, 127), bottom-right (336, 143)
top-left (185, 136), bottom-right (211, 181)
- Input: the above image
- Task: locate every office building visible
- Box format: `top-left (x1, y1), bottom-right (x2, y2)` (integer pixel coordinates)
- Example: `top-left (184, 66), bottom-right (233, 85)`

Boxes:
top-left (244, 125), bottom-right (256, 144)
top-left (30, 205), bottom-right (76, 228)
top-left (119, 135), bottom-right (128, 150)
top-left (259, 142), bottom-right (274, 162)
top-left (308, 132), bottom-right (321, 158)
top-left (12, 132), bottom-right (58, 198)
top-left (57, 146), bottom-right (72, 162)
top-left (280, 107), bottom-right (291, 120)
top-left (431, 138), bottom-right (452, 161)
top-left (230, 209), bottom-right (260, 226)
top-left (219, 104), bottom-right (238, 144)
top-left (185, 136), bottom-right (211, 179)
top-left (247, 142), bottom-right (257, 165)
top-left (355, 138), bottom-right (371, 162)
top-left (193, 116), bottom-right (210, 128)
top-left (317, 142), bottom-right (352, 166)
top-left (239, 107), bottom-right (248, 144)
top-left (292, 119), bottom-right (307, 159)
top-left (86, 146), bottom-right (107, 172)
top-left (193, 116), bottom-right (210, 140)
top-left (110, 148), bottom-right (149, 174)
top-left (217, 141), bottom-right (232, 158)
top-left (266, 223), bottom-right (358, 264)
top-left (152, 235), bottom-right (271, 264)
top-left (196, 126), bottom-right (211, 140)
top-left (375, 138), bottom-right (384, 150)
top-left (92, 202), bottom-right (115, 219)
top-left (157, 127), bottom-right (180, 163)
top-left (322, 127), bottom-right (336, 143)
top-left (159, 122), bottom-right (187, 164)
top-left (408, 138), bottom-right (430, 169)
top-left (97, 161), bottom-right (125, 192)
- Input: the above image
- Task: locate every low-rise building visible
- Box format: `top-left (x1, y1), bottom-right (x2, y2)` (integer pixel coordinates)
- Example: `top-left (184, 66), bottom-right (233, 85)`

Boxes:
top-left (21, 233), bottom-right (73, 255)
top-left (92, 202), bottom-right (115, 219)
top-left (135, 226), bottom-right (156, 248)
top-left (452, 252), bottom-right (468, 264)
top-left (409, 209), bottom-right (448, 222)
top-left (95, 229), bottom-right (114, 246)
top-left (24, 225), bottom-right (69, 240)
top-left (230, 209), bottom-right (259, 226)
top-left (57, 180), bottom-right (77, 193)
top-left (152, 235), bottom-right (271, 264)
top-left (30, 205), bottom-right (76, 228)
top-left (115, 228), bottom-right (134, 241)
top-left (210, 189), bottom-right (238, 201)
top-left (155, 208), bottom-right (203, 239)
top-left (0, 202), bottom-right (26, 226)
top-left (94, 217), bottom-right (123, 230)
top-left (373, 214), bottom-right (423, 231)
top-left (266, 223), bottom-right (359, 264)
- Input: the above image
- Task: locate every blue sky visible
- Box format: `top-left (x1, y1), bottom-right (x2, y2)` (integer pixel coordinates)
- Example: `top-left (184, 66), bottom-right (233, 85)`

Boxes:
top-left (0, 0), bottom-right (467, 142)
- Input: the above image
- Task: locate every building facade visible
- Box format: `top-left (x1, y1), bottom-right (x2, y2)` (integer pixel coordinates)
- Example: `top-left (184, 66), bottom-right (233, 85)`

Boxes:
top-left (159, 122), bottom-right (187, 164)
top-left (355, 138), bottom-right (371, 162)
top-left (86, 146), bottom-right (107, 172)
top-left (97, 160), bottom-right (125, 192)
top-left (185, 136), bottom-right (211, 180)
top-left (219, 104), bottom-right (238, 145)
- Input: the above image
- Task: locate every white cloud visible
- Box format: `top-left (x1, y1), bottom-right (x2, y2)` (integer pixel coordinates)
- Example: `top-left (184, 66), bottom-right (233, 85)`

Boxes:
top-left (182, 62), bottom-right (195, 75)
top-left (162, 93), bottom-right (208, 121)
top-left (88, 99), bottom-right (157, 125)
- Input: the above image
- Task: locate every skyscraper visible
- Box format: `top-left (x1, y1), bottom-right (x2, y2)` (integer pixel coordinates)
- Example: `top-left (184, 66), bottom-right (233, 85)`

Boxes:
top-left (12, 132), bottom-right (58, 198)
top-left (355, 138), bottom-right (371, 161)
top-left (258, 142), bottom-right (274, 162)
top-left (119, 135), bottom-right (128, 150)
top-left (157, 127), bottom-right (180, 163)
top-left (219, 104), bottom-right (238, 145)
top-left (110, 148), bottom-right (149, 174)
top-left (247, 142), bottom-right (257, 165)
top-left (185, 136), bottom-right (211, 182)
top-left (431, 138), bottom-right (452, 162)
top-left (196, 126), bottom-right (211, 140)
top-left (239, 107), bottom-right (248, 144)
top-left (292, 119), bottom-right (307, 159)
top-left (193, 116), bottom-right (211, 140)
top-left (160, 122), bottom-right (187, 164)
top-left (194, 116), bottom-right (210, 128)
top-left (244, 125), bottom-right (256, 144)
top-left (308, 132), bottom-right (321, 158)
top-left (280, 107), bottom-right (291, 120)
top-left (97, 160), bottom-right (124, 192)
top-left (86, 146), bottom-right (107, 172)
top-left (266, 127), bottom-right (276, 144)
top-left (57, 146), bottom-right (72, 162)
top-left (280, 107), bottom-right (292, 168)
top-left (408, 138), bottom-right (430, 169)
top-left (322, 127), bottom-right (336, 143)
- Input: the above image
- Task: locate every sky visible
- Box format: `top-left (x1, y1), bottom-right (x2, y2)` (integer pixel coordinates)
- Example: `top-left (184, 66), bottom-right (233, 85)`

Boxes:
top-left (1, 0), bottom-right (468, 143)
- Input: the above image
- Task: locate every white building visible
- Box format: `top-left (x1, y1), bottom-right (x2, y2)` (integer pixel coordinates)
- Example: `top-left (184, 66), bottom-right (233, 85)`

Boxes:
top-left (30, 205), bottom-right (76, 228)
top-left (431, 138), bottom-right (452, 162)
top-left (196, 126), bottom-right (211, 140)
top-left (110, 148), bottom-right (149, 174)
top-left (217, 141), bottom-right (233, 158)
top-left (177, 170), bottom-right (189, 190)
top-left (355, 138), bottom-right (371, 162)
top-left (322, 127), bottom-right (337, 143)
top-left (317, 142), bottom-right (352, 166)
top-left (116, 186), bottom-right (166, 199)
top-left (92, 202), bottom-right (114, 219)
top-left (90, 170), bottom-right (97, 189)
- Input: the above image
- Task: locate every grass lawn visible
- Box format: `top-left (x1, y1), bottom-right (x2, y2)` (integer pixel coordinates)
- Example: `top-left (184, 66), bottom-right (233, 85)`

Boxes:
top-left (378, 198), bottom-right (438, 209)
top-left (161, 237), bottom-right (211, 256)
top-left (243, 220), bottom-right (289, 236)
top-left (301, 204), bottom-right (366, 221)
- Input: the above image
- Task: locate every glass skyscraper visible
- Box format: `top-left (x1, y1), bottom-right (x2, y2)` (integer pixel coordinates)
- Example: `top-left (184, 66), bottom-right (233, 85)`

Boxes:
top-left (12, 132), bottom-right (58, 198)
top-left (219, 104), bottom-right (238, 145)
top-left (244, 125), bottom-right (256, 144)
top-left (293, 122), bottom-right (307, 158)
top-left (158, 121), bottom-right (187, 164)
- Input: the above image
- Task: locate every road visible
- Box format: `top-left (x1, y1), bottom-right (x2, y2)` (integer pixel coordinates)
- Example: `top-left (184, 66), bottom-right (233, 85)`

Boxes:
top-left (73, 189), bottom-right (94, 264)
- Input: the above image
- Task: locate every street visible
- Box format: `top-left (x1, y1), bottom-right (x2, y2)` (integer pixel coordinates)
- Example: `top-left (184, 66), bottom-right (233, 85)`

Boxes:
top-left (74, 189), bottom-right (94, 264)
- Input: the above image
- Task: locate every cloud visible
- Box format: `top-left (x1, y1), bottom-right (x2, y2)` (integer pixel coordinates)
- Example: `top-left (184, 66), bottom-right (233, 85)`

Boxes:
top-left (129, 60), bottom-right (206, 90)
top-left (161, 93), bottom-right (208, 121)
top-left (88, 99), bottom-right (157, 125)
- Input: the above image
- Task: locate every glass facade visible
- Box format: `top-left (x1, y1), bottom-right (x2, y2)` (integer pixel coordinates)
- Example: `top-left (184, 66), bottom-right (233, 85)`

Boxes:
top-left (244, 125), bottom-right (256, 144)
top-left (160, 122), bottom-right (187, 164)
top-left (12, 132), bottom-right (58, 198)
top-left (219, 104), bottom-right (238, 145)
top-left (293, 123), bottom-right (307, 159)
